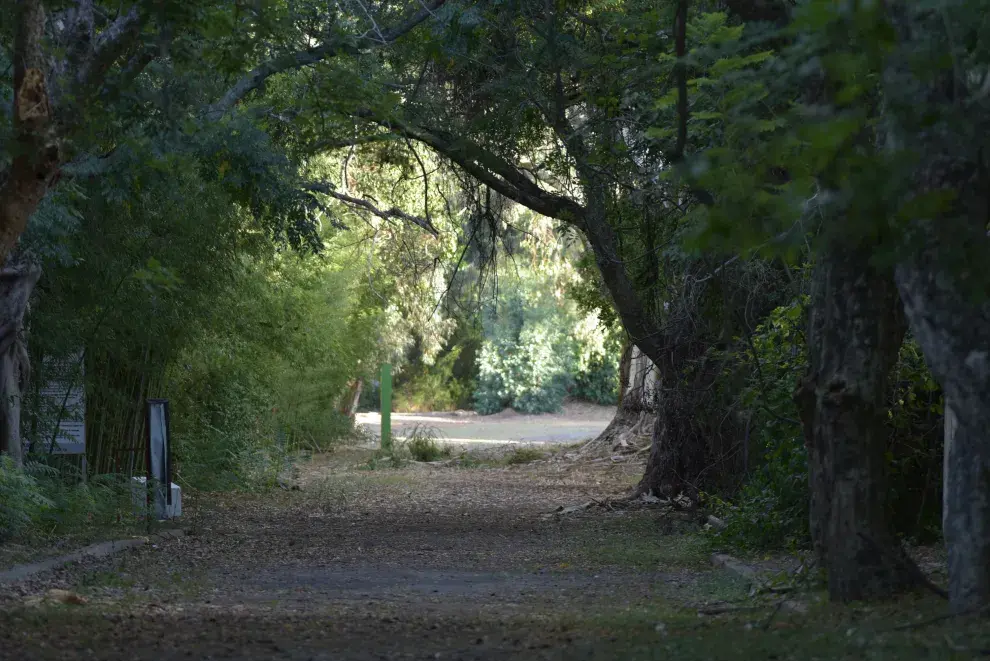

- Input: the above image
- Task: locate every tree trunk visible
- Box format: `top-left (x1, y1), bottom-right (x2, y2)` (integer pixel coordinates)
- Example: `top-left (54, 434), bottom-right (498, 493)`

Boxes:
top-left (581, 344), bottom-right (656, 456)
top-left (0, 346), bottom-right (25, 466)
top-left (0, 256), bottom-right (42, 466)
top-left (794, 244), bottom-right (923, 601)
top-left (348, 379), bottom-right (363, 418)
top-left (0, 1), bottom-right (61, 266)
top-left (635, 338), bottom-right (723, 500)
top-left (896, 261), bottom-right (990, 612)
top-left (879, 1), bottom-right (990, 613)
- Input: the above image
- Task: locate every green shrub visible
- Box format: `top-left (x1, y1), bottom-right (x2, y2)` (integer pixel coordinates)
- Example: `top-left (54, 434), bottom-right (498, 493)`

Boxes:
top-left (709, 297), bottom-right (810, 551)
top-left (0, 457), bottom-right (53, 541)
top-left (175, 422), bottom-right (293, 492)
top-left (473, 372), bottom-right (508, 415)
top-left (404, 425), bottom-right (452, 462)
top-left (0, 458), bottom-right (146, 543)
top-left (473, 282), bottom-right (578, 415)
top-left (394, 347), bottom-right (475, 412)
top-left (31, 469), bottom-right (138, 532)
top-left (573, 352), bottom-right (620, 405)
top-left (505, 446), bottom-right (546, 465)
top-left (709, 293), bottom-right (944, 551)
top-left (472, 263), bottom-right (619, 415)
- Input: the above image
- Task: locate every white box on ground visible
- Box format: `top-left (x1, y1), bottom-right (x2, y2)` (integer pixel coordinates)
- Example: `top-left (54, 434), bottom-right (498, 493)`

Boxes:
top-left (130, 476), bottom-right (182, 519)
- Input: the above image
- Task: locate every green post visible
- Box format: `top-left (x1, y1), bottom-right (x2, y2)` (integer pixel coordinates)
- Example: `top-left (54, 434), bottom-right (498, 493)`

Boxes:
top-left (380, 363), bottom-right (392, 450)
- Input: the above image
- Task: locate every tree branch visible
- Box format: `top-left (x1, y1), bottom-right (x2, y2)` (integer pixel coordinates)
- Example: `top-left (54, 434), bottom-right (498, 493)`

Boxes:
top-left (366, 113), bottom-right (586, 224)
top-left (362, 111), bottom-right (669, 365)
top-left (207, 0), bottom-right (447, 119)
top-left (304, 182), bottom-right (439, 236)
top-left (66, 0), bottom-right (96, 64)
top-left (75, 5), bottom-right (148, 97)
top-left (308, 133), bottom-right (397, 152)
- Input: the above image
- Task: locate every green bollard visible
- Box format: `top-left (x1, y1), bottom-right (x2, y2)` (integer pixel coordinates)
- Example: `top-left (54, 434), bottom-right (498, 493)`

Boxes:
top-left (380, 363), bottom-right (392, 451)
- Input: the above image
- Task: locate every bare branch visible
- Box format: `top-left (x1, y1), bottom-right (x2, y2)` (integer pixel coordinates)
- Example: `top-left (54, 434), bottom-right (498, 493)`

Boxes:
top-left (207, 0), bottom-right (448, 119)
top-left (304, 182), bottom-right (439, 236)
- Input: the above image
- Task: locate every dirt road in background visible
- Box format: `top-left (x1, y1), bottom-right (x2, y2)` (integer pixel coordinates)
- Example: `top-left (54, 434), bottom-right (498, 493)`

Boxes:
top-left (356, 402), bottom-right (616, 447)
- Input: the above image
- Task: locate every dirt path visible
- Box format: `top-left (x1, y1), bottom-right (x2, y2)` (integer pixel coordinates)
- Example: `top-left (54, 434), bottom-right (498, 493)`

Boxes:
top-left (0, 448), bottom-right (983, 660)
top-left (356, 402), bottom-right (616, 447)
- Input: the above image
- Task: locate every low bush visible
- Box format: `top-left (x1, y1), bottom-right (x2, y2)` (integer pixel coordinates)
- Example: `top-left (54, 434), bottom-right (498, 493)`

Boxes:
top-left (394, 347), bottom-right (475, 412)
top-left (505, 446), bottom-right (546, 465)
top-left (404, 425), bottom-right (452, 462)
top-left (1, 457), bottom-right (144, 545)
top-left (363, 447), bottom-right (410, 470)
top-left (572, 352), bottom-right (619, 406)
top-left (472, 265), bottom-right (619, 415)
top-left (0, 457), bottom-right (53, 542)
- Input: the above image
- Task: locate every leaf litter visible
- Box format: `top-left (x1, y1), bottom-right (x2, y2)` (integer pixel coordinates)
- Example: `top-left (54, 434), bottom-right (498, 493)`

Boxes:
top-left (0, 445), bottom-right (980, 660)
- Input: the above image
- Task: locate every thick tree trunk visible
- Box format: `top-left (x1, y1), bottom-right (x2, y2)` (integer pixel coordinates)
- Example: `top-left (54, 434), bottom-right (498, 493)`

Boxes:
top-left (635, 341), bottom-right (723, 500)
top-left (581, 344), bottom-right (656, 456)
top-left (638, 396), bottom-right (690, 500)
top-left (0, 1), bottom-right (61, 266)
top-left (879, 1), bottom-right (990, 612)
top-left (0, 256), bottom-right (42, 466)
top-left (896, 261), bottom-right (990, 612)
top-left (794, 245), bottom-right (923, 601)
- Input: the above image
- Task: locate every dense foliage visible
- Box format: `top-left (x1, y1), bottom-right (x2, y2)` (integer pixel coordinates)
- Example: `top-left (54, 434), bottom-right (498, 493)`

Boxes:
top-left (709, 294), bottom-right (943, 550)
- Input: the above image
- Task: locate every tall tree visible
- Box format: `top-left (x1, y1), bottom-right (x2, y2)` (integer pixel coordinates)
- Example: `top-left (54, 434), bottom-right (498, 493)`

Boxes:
top-left (650, 0), bottom-right (934, 598)
top-left (882, 0), bottom-right (990, 612)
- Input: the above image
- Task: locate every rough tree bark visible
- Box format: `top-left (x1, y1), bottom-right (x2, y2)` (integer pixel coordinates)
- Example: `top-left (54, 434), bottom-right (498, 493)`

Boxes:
top-left (0, 255), bottom-right (42, 466)
top-left (882, 1), bottom-right (990, 612)
top-left (896, 259), bottom-right (990, 612)
top-left (794, 244), bottom-right (924, 601)
top-left (0, 1), bottom-right (61, 266)
top-left (635, 333), bottom-right (729, 500)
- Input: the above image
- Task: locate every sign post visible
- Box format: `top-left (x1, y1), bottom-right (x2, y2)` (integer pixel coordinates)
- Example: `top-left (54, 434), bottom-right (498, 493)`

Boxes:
top-left (380, 364), bottom-right (392, 451)
top-left (37, 351), bottom-right (86, 463)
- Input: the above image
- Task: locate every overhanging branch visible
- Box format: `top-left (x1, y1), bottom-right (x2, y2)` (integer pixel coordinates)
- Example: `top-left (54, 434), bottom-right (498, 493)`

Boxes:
top-left (308, 133), bottom-right (397, 153)
top-left (207, 0), bottom-right (447, 119)
top-left (304, 182), bottom-right (439, 236)
top-left (362, 112), bottom-right (586, 225)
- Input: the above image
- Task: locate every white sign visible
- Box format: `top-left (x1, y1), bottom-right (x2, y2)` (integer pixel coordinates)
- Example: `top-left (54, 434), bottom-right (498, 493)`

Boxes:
top-left (37, 351), bottom-right (86, 455)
